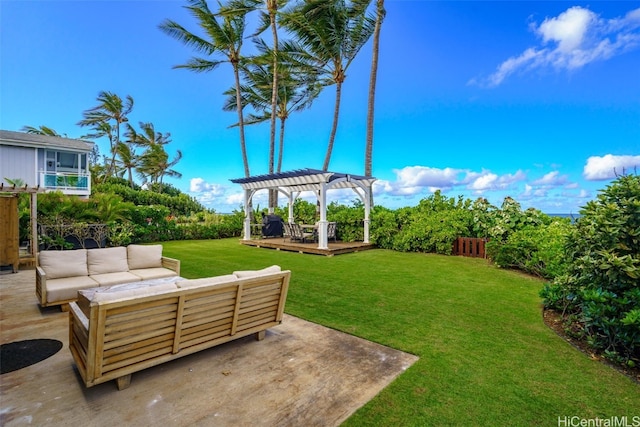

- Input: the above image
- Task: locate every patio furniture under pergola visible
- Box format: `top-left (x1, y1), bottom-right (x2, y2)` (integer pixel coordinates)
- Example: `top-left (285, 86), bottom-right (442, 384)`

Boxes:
top-left (230, 169), bottom-right (376, 250)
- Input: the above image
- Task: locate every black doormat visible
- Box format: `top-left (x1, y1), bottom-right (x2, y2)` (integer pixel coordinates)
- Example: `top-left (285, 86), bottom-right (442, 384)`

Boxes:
top-left (0, 339), bottom-right (63, 374)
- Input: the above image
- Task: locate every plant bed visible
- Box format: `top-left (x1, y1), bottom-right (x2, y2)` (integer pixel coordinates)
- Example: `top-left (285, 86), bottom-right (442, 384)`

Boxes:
top-left (542, 308), bottom-right (640, 384)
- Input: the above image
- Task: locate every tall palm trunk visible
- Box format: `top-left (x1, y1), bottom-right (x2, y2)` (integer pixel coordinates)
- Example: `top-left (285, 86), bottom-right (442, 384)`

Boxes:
top-left (322, 77), bottom-right (343, 171)
top-left (277, 117), bottom-right (286, 172)
top-left (233, 62), bottom-right (250, 177)
top-left (268, 0), bottom-right (279, 207)
top-left (365, 0), bottom-right (384, 178)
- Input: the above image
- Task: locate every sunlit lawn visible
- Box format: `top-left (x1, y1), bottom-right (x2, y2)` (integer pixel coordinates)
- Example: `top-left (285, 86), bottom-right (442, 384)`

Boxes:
top-left (162, 238), bottom-right (639, 426)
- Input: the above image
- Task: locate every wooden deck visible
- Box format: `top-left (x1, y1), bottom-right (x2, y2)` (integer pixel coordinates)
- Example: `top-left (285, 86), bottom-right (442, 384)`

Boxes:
top-left (240, 238), bottom-right (376, 256)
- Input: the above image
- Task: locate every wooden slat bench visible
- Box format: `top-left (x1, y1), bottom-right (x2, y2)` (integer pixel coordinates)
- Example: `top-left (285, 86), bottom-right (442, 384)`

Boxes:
top-left (68, 268), bottom-right (291, 390)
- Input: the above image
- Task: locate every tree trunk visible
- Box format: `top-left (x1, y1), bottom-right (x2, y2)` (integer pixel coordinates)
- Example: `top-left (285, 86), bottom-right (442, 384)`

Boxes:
top-left (234, 64), bottom-right (250, 177)
top-left (365, 0), bottom-right (384, 178)
top-left (323, 80), bottom-right (343, 171)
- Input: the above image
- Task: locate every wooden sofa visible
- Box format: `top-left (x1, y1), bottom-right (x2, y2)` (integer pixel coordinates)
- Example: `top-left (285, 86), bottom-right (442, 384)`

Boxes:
top-left (68, 266), bottom-right (290, 390)
top-left (36, 245), bottom-right (180, 309)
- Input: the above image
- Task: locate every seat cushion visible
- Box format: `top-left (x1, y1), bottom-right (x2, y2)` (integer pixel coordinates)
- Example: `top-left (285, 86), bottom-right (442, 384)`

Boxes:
top-left (79, 281), bottom-right (178, 304)
top-left (90, 271), bottom-right (141, 286)
top-left (87, 247), bottom-right (129, 275)
top-left (233, 265), bottom-right (281, 278)
top-left (129, 267), bottom-right (178, 281)
top-left (176, 274), bottom-right (238, 289)
top-left (38, 249), bottom-right (88, 279)
top-left (45, 275), bottom-right (99, 303)
top-left (127, 244), bottom-right (163, 270)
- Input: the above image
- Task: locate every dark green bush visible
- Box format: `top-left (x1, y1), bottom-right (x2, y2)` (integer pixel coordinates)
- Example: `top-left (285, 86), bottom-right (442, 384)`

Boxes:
top-left (486, 219), bottom-right (572, 279)
top-left (93, 182), bottom-right (205, 216)
top-left (540, 174), bottom-right (640, 366)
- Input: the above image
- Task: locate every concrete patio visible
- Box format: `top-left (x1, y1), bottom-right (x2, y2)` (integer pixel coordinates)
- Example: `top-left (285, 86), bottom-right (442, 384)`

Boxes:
top-left (0, 268), bottom-right (418, 426)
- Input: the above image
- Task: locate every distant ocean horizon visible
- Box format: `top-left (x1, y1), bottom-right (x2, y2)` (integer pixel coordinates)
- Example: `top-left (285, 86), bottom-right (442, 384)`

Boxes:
top-left (547, 213), bottom-right (582, 221)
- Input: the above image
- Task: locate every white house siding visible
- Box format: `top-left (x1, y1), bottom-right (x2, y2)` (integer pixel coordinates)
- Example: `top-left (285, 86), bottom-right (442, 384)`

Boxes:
top-left (0, 145), bottom-right (37, 186)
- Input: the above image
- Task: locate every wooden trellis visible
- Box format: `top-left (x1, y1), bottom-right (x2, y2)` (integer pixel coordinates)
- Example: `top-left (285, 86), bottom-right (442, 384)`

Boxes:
top-left (0, 184), bottom-right (43, 268)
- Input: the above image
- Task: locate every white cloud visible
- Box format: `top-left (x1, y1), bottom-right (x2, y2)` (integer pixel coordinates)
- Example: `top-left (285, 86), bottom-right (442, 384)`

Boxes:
top-left (532, 171), bottom-right (569, 186)
top-left (467, 170), bottom-right (527, 192)
top-left (537, 6), bottom-right (595, 53)
top-left (583, 154), bottom-right (640, 180)
top-left (394, 166), bottom-right (461, 189)
top-left (473, 6), bottom-right (640, 87)
top-left (189, 177), bottom-right (225, 195)
top-left (382, 166), bottom-right (463, 196)
top-left (377, 165), bottom-right (527, 198)
top-left (469, 172), bottom-right (498, 191)
top-left (225, 192), bottom-right (245, 206)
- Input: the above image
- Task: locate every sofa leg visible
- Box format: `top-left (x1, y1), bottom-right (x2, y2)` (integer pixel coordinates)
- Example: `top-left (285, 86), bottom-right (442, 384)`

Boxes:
top-left (60, 304), bottom-right (70, 312)
top-left (116, 374), bottom-right (132, 390)
top-left (256, 330), bottom-right (266, 341)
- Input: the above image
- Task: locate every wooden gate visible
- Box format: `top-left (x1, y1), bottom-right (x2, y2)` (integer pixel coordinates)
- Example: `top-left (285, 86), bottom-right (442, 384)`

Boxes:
top-left (453, 237), bottom-right (488, 258)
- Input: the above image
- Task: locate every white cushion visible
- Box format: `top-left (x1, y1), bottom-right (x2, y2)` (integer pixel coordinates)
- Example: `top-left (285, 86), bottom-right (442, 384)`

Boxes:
top-left (130, 267), bottom-right (178, 281)
top-left (80, 282), bottom-right (178, 304)
top-left (127, 244), bottom-right (163, 270)
top-left (176, 274), bottom-right (238, 289)
top-left (90, 271), bottom-right (141, 286)
top-left (38, 249), bottom-right (88, 279)
top-left (46, 275), bottom-right (99, 302)
top-left (87, 247), bottom-right (129, 275)
top-left (233, 265), bottom-right (281, 278)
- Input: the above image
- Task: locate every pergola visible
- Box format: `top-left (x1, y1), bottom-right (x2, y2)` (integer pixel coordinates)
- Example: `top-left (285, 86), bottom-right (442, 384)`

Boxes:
top-left (230, 169), bottom-right (376, 250)
top-left (0, 183), bottom-right (42, 268)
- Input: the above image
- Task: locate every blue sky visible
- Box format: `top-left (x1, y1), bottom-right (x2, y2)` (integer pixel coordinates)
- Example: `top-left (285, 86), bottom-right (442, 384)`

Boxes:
top-left (1, 1), bottom-right (639, 214)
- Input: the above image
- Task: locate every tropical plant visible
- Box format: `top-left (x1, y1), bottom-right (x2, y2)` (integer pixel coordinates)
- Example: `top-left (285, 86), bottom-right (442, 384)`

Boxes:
top-left (160, 0), bottom-right (252, 177)
top-left (540, 174), bottom-right (640, 366)
top-left (281, 0), bottom-right (375, 171)
top-left (137, 144), bottom-right (183, 192)
top-left (20, 125), bottom-right (65, 137)
top-left (77, 91), bottom-right (134, 178)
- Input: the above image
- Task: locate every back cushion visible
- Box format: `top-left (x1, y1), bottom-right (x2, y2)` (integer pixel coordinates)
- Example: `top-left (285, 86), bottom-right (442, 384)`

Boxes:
top-left (176, 274), bottom-right (238, 289)
top-left (80, 282), bottom-right (178, 304)
top-left (38, 249), bottom-right (88, 279)
top-left (87, 247), bottom-right (129, 275)
top-left (233, 265), bottom-right (281, 278)
top-left (127, 244), bottom-right (163, 270)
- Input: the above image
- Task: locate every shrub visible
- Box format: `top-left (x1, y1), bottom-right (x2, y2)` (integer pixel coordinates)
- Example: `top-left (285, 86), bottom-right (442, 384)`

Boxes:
top-left (486, 218), bottom-right (572, 278)
top-left (540, 174), bottom-right (640, 366)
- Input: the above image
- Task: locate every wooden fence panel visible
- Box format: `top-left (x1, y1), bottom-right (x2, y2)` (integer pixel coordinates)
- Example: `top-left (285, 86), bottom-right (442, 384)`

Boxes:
top-left (453, 237), bottom-right (488, 258)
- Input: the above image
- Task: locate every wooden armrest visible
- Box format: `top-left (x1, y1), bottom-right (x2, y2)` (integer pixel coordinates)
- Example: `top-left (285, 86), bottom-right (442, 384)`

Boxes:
top-left (69, 302), bottom-right (89, 332)
top-left (161, 256), bottom-right (181, 276)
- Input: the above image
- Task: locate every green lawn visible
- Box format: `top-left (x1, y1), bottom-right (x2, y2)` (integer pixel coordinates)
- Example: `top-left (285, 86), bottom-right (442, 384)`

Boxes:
top-left (162, 238), bottom-right (639, 426)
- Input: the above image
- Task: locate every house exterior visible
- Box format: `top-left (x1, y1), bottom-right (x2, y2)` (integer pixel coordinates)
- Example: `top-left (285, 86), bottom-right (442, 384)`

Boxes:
top-left (0, 130), bottom-right (94, 197)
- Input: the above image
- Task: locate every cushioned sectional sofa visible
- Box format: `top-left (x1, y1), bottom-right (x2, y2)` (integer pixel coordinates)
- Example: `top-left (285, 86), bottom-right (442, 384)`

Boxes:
top-left (68, 265), bottom-right (290, 390)
top-left (36, 245), bottom-right (180, 309)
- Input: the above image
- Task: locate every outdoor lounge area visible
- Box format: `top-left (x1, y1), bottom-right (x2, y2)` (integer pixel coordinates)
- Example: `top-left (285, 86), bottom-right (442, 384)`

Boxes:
top-left (0, 267), bottom-right (417, 425)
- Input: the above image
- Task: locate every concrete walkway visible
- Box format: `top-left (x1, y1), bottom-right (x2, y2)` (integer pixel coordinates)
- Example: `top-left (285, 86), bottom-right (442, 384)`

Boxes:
top-left (0, 268), bottom-right (417, 426)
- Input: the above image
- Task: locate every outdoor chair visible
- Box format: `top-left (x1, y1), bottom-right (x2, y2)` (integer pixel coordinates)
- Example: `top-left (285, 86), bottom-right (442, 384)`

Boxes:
top-left (286, 223), bottom-right (315, 243)
top-left (327, 222), bottom-right (337, 242)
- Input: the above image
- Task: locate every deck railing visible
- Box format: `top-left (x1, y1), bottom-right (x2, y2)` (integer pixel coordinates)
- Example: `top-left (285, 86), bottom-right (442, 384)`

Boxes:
top-left (40, 172), bottom-right (90, 192)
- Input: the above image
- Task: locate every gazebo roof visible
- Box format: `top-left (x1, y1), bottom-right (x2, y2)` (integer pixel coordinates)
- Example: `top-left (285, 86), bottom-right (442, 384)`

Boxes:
top-left (230, 168), bottom-right (376, 193)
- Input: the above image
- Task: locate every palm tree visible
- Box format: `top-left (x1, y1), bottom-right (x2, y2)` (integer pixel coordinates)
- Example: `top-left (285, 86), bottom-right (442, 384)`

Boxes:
top-left (114, 141), bottom-right (139, 188)
top-left (365, 0), bottom-right (385, 178)
top-left (160, 0), bottom-right (252, 177)
top-left (138, 144), bottom-right (183, 192)
top-left (223, 43), bottom-right (322, 173)
top-left (21, 125), bottom-right (65, 137)
top-left (281, 0), bottom-right (375, 171)
top-left (77, 91), bottom-right (134, 178)
top-left (133, 122), bottom-right (172, 147)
